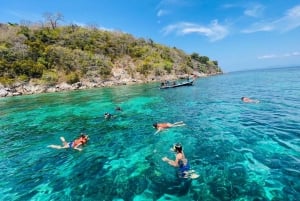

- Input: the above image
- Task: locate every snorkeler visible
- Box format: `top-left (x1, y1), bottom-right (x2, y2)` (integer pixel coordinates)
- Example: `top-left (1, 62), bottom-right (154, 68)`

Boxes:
top-left (241, 97), bottom-right (259, 103)
top-left (104, 112), bottom-right (114, 119)
top-left (48, 134), bottom-right (89, 151)
top-left (115, 106), bottom-right (122, 111)
top-left (153, 121), bottom-right (186, 135)
top-left (162, 143), bottom-right (199, 179)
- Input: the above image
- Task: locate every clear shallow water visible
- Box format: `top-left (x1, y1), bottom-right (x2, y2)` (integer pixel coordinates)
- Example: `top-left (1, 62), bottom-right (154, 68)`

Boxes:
top-left (0, 67), bottom-right (300, 201)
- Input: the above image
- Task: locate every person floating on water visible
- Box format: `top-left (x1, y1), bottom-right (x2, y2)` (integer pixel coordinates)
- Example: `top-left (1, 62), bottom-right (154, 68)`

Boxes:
top-left (153, 121), bottom-right (186, 135)
top-left (104, 112), bottom-right (114, 119)
top-left (162, 143), bottom-right (199, 179)
top-left (241, 97), bottom-right (259, 103)
top-left (115, 106), bottom-right (122, 111)
top-left (48, 134), bottom-right (89, 151)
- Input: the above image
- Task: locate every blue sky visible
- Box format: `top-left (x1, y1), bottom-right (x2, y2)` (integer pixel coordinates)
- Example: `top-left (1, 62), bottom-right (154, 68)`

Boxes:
top-left (0, 0), bottom-right (300, 72)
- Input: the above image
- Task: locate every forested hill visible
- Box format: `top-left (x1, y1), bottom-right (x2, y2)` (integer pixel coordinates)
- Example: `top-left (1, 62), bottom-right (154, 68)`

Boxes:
top-left (0, 22), bottom-right (222, 96)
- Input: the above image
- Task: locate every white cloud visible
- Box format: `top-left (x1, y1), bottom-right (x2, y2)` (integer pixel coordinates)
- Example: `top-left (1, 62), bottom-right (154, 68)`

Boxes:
top-left (162, 20), bottom-right (229, 41)
top-left (242, 4), bottom-right (300, 33)
top-left (258, 51), bottom-right (300, 59)
top-left (242, 22), bottom-right (274, 33)
top-left (156, 0), bottom-right (189, 18)
top-left (292, 51), bottom-right (300, 56)
top-left (221, 2), bottom-right (264, 18)
top-left (157, 9), bottom-right (169, 17)
top-left (257, 54), bottom-right (277, 59)
top-left (221, 4), bottom-right (238, 9)
top-left (286, 5), bottom-right (300, 17)
top-left (244, 4), bottom-right (264, 18)
top-left (280, 5), bottom-right (300, 31)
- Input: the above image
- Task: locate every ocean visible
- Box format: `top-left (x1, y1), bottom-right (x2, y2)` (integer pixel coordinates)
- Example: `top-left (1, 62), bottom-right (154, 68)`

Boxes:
top-left (0, 67), bottom-right (299, 201)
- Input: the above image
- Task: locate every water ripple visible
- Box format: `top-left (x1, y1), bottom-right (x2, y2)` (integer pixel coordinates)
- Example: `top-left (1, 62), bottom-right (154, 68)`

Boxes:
top-left (1, 67), bottom-right (300, 200)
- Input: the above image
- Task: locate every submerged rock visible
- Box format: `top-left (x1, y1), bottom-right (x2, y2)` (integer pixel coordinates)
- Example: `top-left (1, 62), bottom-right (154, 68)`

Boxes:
top-left (228, 164), bottom-right (247, 184)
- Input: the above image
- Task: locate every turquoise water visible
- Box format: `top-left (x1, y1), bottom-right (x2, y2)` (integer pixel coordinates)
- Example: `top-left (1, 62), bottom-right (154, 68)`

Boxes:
top-left (1, 67), bottom-right (300, 201)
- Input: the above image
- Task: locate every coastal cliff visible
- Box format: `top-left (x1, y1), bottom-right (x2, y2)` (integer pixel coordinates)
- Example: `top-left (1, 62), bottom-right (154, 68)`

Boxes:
top-left (0, 23), bottom-right (222, 97)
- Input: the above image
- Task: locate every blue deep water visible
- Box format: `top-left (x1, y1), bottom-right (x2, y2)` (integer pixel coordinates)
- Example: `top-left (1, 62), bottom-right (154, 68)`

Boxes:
top-left (0, 67), bottom-right (300, 201)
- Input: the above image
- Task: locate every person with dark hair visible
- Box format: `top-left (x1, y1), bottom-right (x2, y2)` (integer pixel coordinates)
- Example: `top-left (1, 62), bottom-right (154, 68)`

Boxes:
top-left (115, 106), bottom-right (122, 111)
top-left (48, 134), bottom-right (89, 151)
top-left (162, 143), bottom-right (199, 179)
top-left (241, 97), bottom-right (259, 103)
top-left (153, 121), bottom-right (185, 135)
top-left (104, 112), bottom-right (114, 119)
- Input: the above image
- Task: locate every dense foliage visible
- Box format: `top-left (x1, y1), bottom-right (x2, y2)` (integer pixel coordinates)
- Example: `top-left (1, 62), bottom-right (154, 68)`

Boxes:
top-left (0, 22), bottom-right (222, 86)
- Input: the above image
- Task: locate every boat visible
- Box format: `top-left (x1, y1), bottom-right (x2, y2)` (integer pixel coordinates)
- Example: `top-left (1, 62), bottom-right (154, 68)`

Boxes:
top-left (160, 79), bottom-right (194, 89)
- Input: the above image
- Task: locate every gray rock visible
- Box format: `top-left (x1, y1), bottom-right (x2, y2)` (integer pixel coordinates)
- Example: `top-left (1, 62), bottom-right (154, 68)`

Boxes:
top-left (0, 88), bottom-right (8, 97)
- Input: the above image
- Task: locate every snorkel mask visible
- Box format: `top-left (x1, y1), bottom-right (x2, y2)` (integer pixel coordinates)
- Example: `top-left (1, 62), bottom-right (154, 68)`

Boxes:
top-left (172, 143), bottom-right (182, 152)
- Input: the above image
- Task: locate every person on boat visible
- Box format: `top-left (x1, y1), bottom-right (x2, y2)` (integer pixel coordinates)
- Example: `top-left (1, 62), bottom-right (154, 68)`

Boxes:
top-left (162, 143), bottom-right (199, 179)
top-left (153, 121), bottom-right (185, 135)
top-left (241, 97), bottom-right (259, 103)
top-left (48, 134), bottom-right (89, 151)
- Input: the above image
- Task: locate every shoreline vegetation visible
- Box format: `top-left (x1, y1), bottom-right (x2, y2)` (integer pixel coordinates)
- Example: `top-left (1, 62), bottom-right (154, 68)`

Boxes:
top-left (0, 14), bottom-right (222, 98)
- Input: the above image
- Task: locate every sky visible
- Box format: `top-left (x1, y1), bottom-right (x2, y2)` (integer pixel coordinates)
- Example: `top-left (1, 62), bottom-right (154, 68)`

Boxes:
top-left (0, 0), bottom-right (300, 72)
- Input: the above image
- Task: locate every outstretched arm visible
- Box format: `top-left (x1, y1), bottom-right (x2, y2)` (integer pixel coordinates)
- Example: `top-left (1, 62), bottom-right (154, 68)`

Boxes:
top-left (73, 143), bottom-right (83, 151)
top-left (162, 157), bottom-right (178, 167)
top-left (154, 128), bottom-right (163, 135)
top-left (74, 147), bottom-right (82, 151)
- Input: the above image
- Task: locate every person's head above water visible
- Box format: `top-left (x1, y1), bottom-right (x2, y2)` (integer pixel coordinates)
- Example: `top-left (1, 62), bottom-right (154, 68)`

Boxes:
top-left (115, 106), bottom-right (122, 111)
top-left (104, 112), bottom-right (114, 119)
top-left (78, 134), bottom-right (89, 144)
top-left (173, 143), bottom-right (182, 153)
top-left (153, 123), bottom-right (158, 128)
top-left (80, 134), bottom-right (88, 139)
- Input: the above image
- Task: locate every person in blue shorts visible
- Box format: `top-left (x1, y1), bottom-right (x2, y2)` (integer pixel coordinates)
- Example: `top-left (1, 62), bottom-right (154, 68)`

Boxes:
top-left (162, 143), bottom-right (196, 178)
top-left (48, 134), bottom-right (89, 151)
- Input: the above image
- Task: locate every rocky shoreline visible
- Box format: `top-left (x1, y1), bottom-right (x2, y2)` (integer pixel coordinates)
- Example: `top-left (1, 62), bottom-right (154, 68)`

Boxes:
top-left (0, 70), bottom-right (214, 98)
top-left (0, 77), bottom-right (155, 98)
